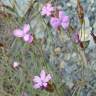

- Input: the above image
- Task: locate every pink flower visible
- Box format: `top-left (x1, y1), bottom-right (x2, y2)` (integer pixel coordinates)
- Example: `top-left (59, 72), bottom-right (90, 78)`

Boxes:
top-left (33, 70), bottom-right (52, 89)
top-left (50, 17), bottom-right (61, 29)
top-left (13, 24), bottom-right (33, 43)
top-left (41, 3), bottom-right (54, 16)
top-left (50, 11), bottom-right (69, 29)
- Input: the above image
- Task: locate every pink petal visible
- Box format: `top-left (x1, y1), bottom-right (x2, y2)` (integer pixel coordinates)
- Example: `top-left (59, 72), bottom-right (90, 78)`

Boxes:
top-left (46, 3), bottom-right (54, 11)
top-left (27, 35), bottom-right (33, 43)
top-left (33, 76), bottom-right (41, 83)
top-left (44, 74), bottom-right (52, 82)
top-left (13, 29), bottom-right (24, 37)
top-left (47, 4), bottom-right (54, 10)
top-left (50, 17), bottom-right (61, 29)
top-left (23, 34), bottom-right (30, 41)
top-left (46, 3), bottom-right (51, 8)
top-left (23, 24), bottom-right (30, 33)
top-left (33, 83), bottom-right (41, 89)
top-left (46, 11), bottom-right (51, 16)
top-left (23, 34), bottom-right (33, 43)
top-left (42, 82), bottom-right (47, 87)
top-left (41, 7), bottom-right (47, 16)
top-left (61, 16), bottom-right (69, 29)
top-left (40, 70), bottom-right (46, 81)
top-left (59, 11), bottom-right (65, 19)
top-left (41, 3), bottom-right (54, 16)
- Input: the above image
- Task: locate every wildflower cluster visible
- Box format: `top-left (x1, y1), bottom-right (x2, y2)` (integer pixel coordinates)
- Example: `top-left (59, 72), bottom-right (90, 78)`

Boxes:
top-left (41, 3), bottom-right (69, 30)
top-left (12, 1), bottom-right (86, 94)
top-left (41, 2), bottom-right (84, 48)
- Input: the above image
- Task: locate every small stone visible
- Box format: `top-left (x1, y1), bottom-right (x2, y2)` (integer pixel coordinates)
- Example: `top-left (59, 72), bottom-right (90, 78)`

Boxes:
top-left (70, 0), bottom-right (77, 8)
top-left (66, 81), bottom-right (74, 89)
top-left (67, 3), bottom-right (72, 7)
top-left (64, 53), bottom-right (71, 61)
top-left (91, 7), bottom-right (95, 12)
top-left (54, 47), bottom-right (61, 54)
top-left (60, 61), bottom-right (65, 69)
top-left (72, 53), bottom-right (77, 58)
top-left (71, 52), bottom-right (78, 60)
top-left (90, 0), bottom-right (94, 4)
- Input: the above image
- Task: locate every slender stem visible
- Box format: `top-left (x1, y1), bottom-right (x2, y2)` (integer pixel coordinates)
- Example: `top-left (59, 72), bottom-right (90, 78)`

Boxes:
top-left (78, 47), bottom-right (88, 81)
top-left (78, 48), bottom-right (87, 64)
top-left (53, 84), bottom-right (60, 96)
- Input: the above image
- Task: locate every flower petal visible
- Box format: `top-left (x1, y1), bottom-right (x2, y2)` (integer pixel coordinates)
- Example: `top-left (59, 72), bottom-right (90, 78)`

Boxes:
top-left (23, 34), bottom-right (33, 43)
top-left (44, 74), bottom-right (52, 82)
top-left (46, 3), bottom-right (54, 11)
top-left (61, 16), bottom-right (69, 29)
top-left (13, 29), bottom-right (24, 37)
top-left (43, 82), bottom-right (47, 87)
top-left (33, 76), bottom-right (41, 83)
top-left (46, 3), bottom-right (51, 8)
top-left (41, 6), bottom-right (47, 16)
top-left (33, 83), bottom-right (41, 89)
top-left (41, 3), bottom-right (54, 16)
top-left (59, 11), bottom-right (65, 19)
top-left (23, 24), bottom-right (30, 33)
top-left (40, 70), bottom-right (46, 81)
top-left (23, 34), bottom-right (30, 41)
top-left (50, 17), bottom-right (61, 29)
top-left (46, 11), bottom-right (51, 16)
top-left (27, 35), bottom-right (33, 43)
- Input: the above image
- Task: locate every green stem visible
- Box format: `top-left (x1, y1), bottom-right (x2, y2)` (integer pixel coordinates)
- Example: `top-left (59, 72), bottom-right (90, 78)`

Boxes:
top-left (53, 84), bottom-right (60, 96)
